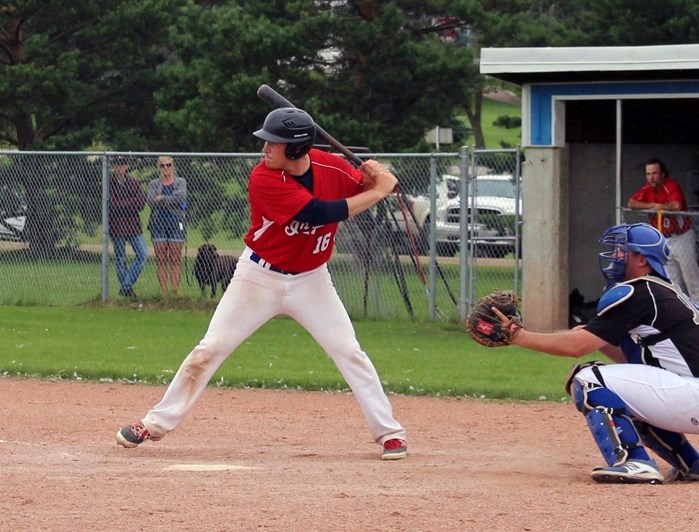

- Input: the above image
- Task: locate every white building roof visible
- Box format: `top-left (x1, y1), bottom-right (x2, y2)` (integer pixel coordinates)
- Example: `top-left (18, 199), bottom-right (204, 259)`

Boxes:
top-left (480, 44), bottom-right (699, 84)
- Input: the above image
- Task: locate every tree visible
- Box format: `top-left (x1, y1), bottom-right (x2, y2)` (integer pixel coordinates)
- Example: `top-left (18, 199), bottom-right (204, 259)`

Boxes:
top-left (4, 1), bottom-right (699, 253)
top-left (5, 0), bottom-right (699, 154)
top-left (153, 0), bottom-right (480, 152)
top-left (556, 0), bottom-right (699, 46)
top-left (0, 1), bottom-right (177, 253)
top-left (449, 0), bottom-right (699, 148)
top-left (0, 0), bottom-right (177, 150)
top-left (314, 1), bottom-right (479, 152)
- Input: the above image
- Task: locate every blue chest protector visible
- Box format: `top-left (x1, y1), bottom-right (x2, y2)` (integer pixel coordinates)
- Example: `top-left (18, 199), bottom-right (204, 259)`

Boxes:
top-left (596, 284), bottom-right (634, 316)
top-left (596, 284), bottom-right (642, 362)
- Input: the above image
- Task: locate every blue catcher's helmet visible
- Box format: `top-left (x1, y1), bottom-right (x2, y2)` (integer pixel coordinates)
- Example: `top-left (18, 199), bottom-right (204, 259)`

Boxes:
top-left (599, 223), bottom-right (669, 287)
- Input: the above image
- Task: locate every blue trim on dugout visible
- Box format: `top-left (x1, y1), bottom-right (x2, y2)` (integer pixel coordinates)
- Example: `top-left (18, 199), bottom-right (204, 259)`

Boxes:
top-left (530, 80), bottom-right (699, 146)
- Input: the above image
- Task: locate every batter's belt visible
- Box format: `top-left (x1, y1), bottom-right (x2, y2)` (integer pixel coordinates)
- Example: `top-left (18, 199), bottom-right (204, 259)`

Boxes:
top-left (249, 252), bottom-right (300, 275)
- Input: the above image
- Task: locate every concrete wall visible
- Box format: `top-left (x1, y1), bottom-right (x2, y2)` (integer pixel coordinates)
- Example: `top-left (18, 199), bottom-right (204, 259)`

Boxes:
top-left (567, 144), bottom-right (617, 302)
top-left (522, 147), bottom-right (569, 332)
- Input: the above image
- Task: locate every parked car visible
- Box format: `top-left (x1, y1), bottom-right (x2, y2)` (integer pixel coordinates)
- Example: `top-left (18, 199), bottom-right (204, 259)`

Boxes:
top-left (389, 174), bottom-right (522, 257)
top-left (0, 185), bottom-right (27, 241)
top-left (463, 174), bottom-right (522, 258)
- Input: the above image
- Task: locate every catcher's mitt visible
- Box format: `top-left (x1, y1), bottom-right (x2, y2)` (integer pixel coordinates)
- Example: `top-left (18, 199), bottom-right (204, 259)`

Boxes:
top-left (465, 290), bottom-right (522, 347)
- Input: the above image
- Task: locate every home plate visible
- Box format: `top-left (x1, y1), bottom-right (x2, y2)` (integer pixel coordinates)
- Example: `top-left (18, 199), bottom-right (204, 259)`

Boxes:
top-left (165, 464), bottom-right (258, 472)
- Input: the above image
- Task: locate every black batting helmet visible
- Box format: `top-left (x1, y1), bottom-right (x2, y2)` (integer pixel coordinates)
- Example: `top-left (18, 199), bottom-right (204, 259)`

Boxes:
top-left (254, 107), bottom-right (316, 160)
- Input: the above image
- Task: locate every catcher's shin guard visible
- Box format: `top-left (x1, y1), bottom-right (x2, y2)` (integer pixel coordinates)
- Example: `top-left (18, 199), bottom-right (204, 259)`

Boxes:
top-left (636, 422), bottom-right (699, 474)
top-left (572, 380), bottom-right (646, 467)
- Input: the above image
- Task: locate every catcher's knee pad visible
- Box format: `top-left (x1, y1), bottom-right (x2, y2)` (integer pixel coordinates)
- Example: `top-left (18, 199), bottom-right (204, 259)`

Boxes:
top-left (636, 422), bottom-right (697, 473)
top-left (565, 360), bottom-right (606, 395)
top-left (572, 380), bottom-right (642, 467)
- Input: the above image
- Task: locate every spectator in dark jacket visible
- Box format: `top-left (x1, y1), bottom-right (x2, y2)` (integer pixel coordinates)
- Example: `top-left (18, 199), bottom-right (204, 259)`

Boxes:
top-left (109, 156), bottom-right (148, 298)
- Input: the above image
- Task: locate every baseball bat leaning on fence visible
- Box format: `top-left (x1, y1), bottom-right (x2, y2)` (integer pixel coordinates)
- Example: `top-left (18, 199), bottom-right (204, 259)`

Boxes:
top-left (390, 198), bottom-right (457, 307)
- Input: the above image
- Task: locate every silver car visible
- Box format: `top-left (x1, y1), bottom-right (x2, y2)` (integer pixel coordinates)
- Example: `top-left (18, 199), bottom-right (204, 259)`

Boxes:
top-left (439, 175), bottom-right (522, 258)
top-left (388, 175), bottom-right (501, 256)
top-left (0, 186), bottom-right (26, 241)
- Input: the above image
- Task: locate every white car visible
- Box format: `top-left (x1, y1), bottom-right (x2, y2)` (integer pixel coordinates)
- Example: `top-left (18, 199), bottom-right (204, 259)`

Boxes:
top-left (468, 174), bottom-right (522, 218)
top-left (462, 174), bottom-right (522, 258)
top-left (389, 174), bottom-right (501, 256)
top-left (0, 186), bottom-right (27, 241)
top-left (390, 174), bottom-right (522, 257)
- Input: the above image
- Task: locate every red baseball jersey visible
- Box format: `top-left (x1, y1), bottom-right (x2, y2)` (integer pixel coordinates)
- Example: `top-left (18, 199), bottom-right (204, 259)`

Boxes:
top-left (630, 176), bottom-right (692, 236)
top-left (243, 148), bottom-right (363, 272)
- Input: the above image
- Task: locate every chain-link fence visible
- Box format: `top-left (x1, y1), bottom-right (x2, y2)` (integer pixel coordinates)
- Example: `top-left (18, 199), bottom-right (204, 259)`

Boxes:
top-left (622, 207), bottom-right (699, 301)
top-left (0, 149), bottom-right (521, 322)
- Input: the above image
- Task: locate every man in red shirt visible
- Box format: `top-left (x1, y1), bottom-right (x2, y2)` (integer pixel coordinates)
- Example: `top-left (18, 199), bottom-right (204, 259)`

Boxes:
top-left (628, 158), bottom-right (699, 301)
top-left (115, 107), bottom-right (407, 460)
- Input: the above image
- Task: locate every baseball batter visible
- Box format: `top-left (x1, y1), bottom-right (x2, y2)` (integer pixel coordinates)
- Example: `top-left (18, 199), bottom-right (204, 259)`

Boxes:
top-left (116, 107), bottom-right (407, 460)
top-left (489, 223), bottom-right (699, 483)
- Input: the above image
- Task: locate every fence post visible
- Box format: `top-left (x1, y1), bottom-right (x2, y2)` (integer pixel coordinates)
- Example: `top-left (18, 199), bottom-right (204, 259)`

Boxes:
top-left (101, 155), bottom-right (110, 302)
top-left (428, 155), bottom-right (438, 321)
top-left (514, 147), bottom-right (522, 296)
top-left (459, 146), bottom-right (471, 321)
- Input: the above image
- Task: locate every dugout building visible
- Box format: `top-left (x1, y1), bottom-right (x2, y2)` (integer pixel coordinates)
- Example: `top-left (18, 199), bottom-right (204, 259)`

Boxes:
top-left (480, 44), bottom-right (699, 332)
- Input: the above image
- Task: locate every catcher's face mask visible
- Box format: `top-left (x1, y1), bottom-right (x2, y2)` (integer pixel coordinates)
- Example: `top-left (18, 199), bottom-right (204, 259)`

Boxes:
top-left (599, 226), bottom-right (629, 288)
top-left (599, 223), bottom-right (669, 288)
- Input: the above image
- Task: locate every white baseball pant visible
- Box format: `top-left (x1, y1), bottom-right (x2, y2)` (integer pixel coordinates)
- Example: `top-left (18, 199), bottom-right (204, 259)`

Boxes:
top-left (142, 248), bottom-right (406, 444)
top-left (665, 228), bottom-right (699, 302)
top-left (576, 363), bottom-right (699, 434)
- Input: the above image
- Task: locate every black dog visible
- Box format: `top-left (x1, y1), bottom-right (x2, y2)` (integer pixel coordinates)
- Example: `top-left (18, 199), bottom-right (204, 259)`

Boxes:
top-left (193, 244), bottom-right (238, 298)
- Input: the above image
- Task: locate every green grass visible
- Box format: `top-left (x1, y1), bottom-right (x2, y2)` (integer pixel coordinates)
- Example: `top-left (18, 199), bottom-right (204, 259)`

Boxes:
top-left (77, 223), bottom-right (245, 252)
top-left (0, 249), bottom-right (519, 322)
top-left (464, 96), bottom-right (522, 149)
top-left (0, 305), bottom-right (604, 402)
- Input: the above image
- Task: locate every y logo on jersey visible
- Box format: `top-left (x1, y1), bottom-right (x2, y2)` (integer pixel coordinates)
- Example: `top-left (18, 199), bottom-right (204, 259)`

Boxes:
top-left (285, 220), bottom-right (324, 237)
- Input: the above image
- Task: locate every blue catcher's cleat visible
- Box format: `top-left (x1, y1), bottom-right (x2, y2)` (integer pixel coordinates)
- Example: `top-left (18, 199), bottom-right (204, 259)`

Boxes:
top-left (591, 459), bottom-right (663, 484)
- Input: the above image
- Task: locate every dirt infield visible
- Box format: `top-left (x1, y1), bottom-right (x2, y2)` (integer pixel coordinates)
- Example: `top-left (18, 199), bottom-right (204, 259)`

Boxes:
top-left (2, 378), bottom-right (698, 531)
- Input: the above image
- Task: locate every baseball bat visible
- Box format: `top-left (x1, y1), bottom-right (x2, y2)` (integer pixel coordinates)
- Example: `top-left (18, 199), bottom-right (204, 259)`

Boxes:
top-left (256, 84), bottom-right (363, 167)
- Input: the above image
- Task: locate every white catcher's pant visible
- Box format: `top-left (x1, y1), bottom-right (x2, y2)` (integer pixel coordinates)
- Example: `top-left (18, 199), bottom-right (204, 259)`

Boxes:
top-left (576, 364), bottom-right (699, 434)
top-left (665, 228), bottom-right (699, 302)
top-left (142, 249), bottom-right (406, 444)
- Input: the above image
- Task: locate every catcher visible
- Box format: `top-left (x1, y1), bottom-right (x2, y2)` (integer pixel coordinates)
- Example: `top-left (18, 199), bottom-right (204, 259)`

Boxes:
top-left (467, 223), bottom-right (699, 484)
